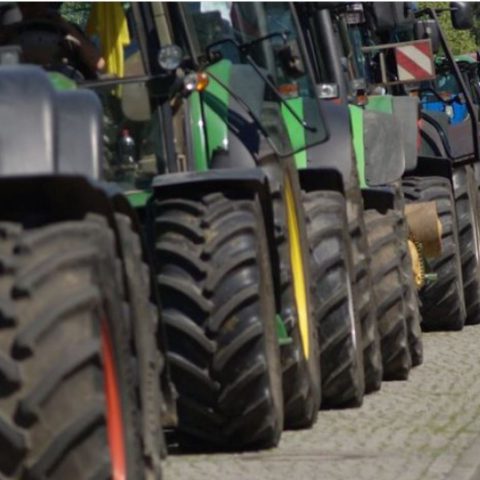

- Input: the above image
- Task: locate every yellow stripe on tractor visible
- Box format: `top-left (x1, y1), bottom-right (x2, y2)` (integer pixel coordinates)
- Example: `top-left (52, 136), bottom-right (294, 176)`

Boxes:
top-left (284, 175), bottom-right (310, 359)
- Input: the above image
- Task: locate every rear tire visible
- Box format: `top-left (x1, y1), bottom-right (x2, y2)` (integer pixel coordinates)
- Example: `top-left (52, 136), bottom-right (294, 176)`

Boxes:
top-left (453, 172), bottom-right (480, 325)
top-left (0, 218), bottom-right (142, 480)
top-left (153, 192), bottom-right (283, 450)
top-left (348, 206), bottom-right (383, 393)
top-left (266, 163), bottom-right (321, 429)
top-left (365, 210), bottom-right (411, 381)
top-left (402, 176), bottom-right (466, 331)
top-left (114, 214), bottom-right (167, 472)
top-left (303, 191), bottom-right (364, 408)
top-left (389, 210), bottom-right (423, 367)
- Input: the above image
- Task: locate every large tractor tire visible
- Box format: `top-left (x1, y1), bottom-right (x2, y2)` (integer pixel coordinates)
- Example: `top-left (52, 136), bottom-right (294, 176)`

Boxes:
top-left (390, 210), bottom-right (423, 367)
top-left (153, 192), bottom-right (284, 450)
top-left (269, 165), bottom-right (321, 428)
top-left (114, 214), bottom-right (167, 470)
top-left (403, 176), bottom-right (466, 331)
top-left (347, 202), bottom-right (383, 393)
top-left (303, 190), bottom-right (364, 408)
top-left (0, 218), bottom-right (143, 480)
top-left (453, 170), bottom-right (480, 325)
top-left (364, 210), bottom-right (411, 381)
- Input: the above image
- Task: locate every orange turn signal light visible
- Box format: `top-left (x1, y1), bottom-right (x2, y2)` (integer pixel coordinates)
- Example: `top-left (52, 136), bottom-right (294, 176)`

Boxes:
top-left (196, 72), bottom-right (209, 92)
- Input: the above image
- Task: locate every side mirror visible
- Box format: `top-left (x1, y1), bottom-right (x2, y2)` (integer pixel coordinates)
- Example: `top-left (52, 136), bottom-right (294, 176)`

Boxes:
top-left (414, 20), bottom-right (440, 54)
top-left (450, 2), bottom-right (473, 30)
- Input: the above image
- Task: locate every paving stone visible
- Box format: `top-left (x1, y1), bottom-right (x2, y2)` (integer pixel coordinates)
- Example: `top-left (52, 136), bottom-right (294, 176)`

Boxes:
top-left (165, 327), bottom-right (480, 480)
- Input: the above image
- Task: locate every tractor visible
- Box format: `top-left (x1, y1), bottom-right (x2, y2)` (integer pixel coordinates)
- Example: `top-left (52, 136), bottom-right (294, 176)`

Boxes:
top-left (0, 0), bottom-right (324, 458)
top-left (0, 44), bottom-right (169, 480)
top-left (154, 1), bottom-right (371, 412)
top-left (296, 2), bottom-right (480, 339)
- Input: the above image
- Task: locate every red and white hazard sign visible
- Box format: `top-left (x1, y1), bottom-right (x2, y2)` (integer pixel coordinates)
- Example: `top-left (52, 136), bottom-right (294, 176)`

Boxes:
top-left (395, 39), bottom-right (435, 82)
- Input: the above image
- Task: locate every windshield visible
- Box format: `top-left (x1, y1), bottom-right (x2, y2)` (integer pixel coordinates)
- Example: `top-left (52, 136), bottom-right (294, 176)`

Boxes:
top-left (181, 2), bottom-right (328, 158)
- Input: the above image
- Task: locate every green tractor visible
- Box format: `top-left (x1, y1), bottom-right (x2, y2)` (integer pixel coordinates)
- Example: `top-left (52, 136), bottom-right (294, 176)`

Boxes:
top-left (0, 0), bottom-right (324, 459)
top-left (292, 3), bottom-right (424, 381)
top-left (155, 1), bottom-right (372, 413)
top-left (298, 2), bottom-right (480, 336)
top-left (0, 57), bottom-right (168, 480)
top-left (358, 2), bottom-right (480, 332)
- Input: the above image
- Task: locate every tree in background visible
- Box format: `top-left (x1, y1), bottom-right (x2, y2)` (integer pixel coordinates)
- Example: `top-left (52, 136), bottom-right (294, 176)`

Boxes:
top-left (418, 2), bottom-right (478, 55)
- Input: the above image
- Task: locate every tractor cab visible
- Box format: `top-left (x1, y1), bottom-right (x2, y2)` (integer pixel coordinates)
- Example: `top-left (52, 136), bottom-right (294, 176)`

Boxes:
top-left (0, 2), bottom-right (333, 205)
top-left (163, 2), bottom-right (329, 170)
top-left (304, 2), bottom-right (479, 164)
top-left (0, 2), bottom-right (166, 203)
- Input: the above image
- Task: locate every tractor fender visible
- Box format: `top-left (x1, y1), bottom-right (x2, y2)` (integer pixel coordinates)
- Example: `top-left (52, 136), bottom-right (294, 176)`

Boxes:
top-left (361, 186), bottom-right (396, 213)
top-left (421, 111), bottom-right (474, 161)
top-left (305, 101), bottom-right (356, 190)
top-left (391, 96), bottom-right (420, 173)
top-left (419, 115), bottom-right (447, 158)
top-left (151, 168), bottom-right (280, 311)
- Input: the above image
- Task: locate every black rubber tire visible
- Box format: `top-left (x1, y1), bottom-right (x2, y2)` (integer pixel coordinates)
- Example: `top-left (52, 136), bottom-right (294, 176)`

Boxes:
top-left (348, 204), bottom-right (383, 393)
top-left (114, 214), bottom-right (167, 473)
top-left (453, 170), bottom-right (480, 325)
top-left (403, 176), bottom-right (466, 331)
top-left (389, 210), bottom-right (423, 367)
top-left (303, 190), bottom-right (364, 408)
top-left (266, 162), bottom-right (320, 429)
top-left (153, 192), bottom-right (283, 450)
top-left (0, 219), bottom-right (142, 480)
top-left (365, 210), bottom-right (411, 381)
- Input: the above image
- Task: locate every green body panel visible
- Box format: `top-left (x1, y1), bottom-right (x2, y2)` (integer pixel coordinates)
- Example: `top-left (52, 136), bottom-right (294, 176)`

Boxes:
top-left (349, 105), bottom-right (367, 188)
top-left (281, 98), bottom-right (307, 169)
top-left (188, 60), bottom-right (231, 171)
top-left (188, 92), bottom-right (209, 171)
top-left (276, 314), bottom-right (292, 346)
top-left (48, 72), bottom-right (77, 91)
top-left (365, 94), bottom-right (393, 114)
top-left (126, 190), bottom-right (151, 208)
top-left (203, 60), bottom-right (230, 160)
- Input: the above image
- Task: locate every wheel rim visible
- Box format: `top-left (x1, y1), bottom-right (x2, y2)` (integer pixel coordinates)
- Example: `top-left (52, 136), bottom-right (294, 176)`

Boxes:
top-left (284, 175), bottom-right (310, 359)
top-left (101, 320), bottom-right (127, 480)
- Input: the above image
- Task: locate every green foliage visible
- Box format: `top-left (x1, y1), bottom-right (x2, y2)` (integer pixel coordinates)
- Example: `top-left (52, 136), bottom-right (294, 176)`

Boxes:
top-left (418, 2), bottom-right (478, 55)
top-left (59, 2), bottom-right (91, 29)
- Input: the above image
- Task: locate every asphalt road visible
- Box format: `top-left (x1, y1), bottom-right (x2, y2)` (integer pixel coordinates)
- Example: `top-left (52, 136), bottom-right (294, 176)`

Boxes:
top-left (165, 327), bottom-right (480, 480)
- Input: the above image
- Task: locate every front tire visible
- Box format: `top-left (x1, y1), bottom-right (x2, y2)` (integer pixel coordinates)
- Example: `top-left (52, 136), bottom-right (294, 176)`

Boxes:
top-left (0, 218), bottom-right (142, 479)
top-left (153, 192), bottom-right (283, 450)
top-left (403, 176), bottom-right (466, 331)
top-left (303, 191), bottom-right (364, 408)
top-left (365, 210), bottom-right (411, 381)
